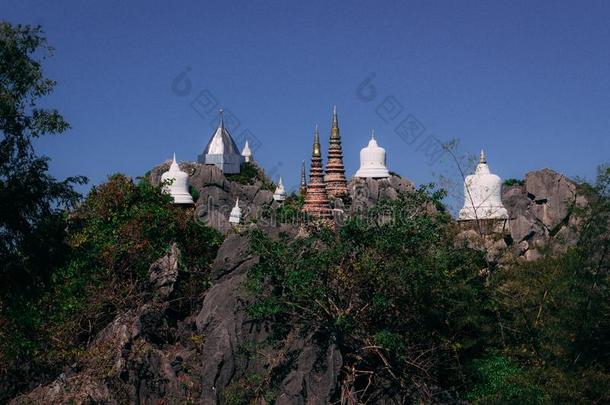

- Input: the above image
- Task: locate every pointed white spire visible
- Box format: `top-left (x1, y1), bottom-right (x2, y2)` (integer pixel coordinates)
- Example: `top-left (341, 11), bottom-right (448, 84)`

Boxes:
top-left (229, 197), bottom-right (242, 224)
top-left (273, 177), bottom-right (287, 202)
top-left (242, 140), bottom-right (253, 162)
top-left (169, 152), bottom-right (180, 171)
top-left (480, 149), bottom-right (487, 164)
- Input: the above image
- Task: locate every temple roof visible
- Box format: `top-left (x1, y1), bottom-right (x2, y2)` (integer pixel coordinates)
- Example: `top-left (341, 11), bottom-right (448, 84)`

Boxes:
top-left (203, 110), bottom-right (242, 156)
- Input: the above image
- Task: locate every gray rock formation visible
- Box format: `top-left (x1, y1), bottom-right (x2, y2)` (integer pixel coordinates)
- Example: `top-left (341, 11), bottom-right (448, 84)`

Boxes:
top-left (12, 231), bottom-right (343, 404)
top-left (12, 166), bottom-right (587, 403)
top-left (454, 168), bottom-right (586, 262)
top-left (150, 161), bottom-right (274, 234)
top-left (347, 175), bottom-right (414, 211)
top-left (148, 243), bottom-right (179, 300)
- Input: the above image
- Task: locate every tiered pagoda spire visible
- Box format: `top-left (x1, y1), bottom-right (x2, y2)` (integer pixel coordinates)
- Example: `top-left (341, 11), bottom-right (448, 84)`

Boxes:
top-left (324, 106), bottom-right (348, 198)
top-left (300, 160), bottom-right (307, 196)
top-left (303, 126), bottom-right (332, 219)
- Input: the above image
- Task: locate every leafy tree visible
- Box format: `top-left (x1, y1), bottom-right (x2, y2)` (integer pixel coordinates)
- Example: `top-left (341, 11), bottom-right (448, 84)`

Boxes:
top-left (0, 174), bottom-right (222, 400)
top-left (482, 165), bottom-right (610, 403)
top-left (0, 22), bottom-right (86, 294)
top-left (247, 186), bottom-right (494, 402)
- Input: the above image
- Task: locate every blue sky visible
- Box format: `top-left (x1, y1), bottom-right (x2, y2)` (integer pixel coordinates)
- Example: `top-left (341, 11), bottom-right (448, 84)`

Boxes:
top-left (4, 0), bottom-right (609, 208)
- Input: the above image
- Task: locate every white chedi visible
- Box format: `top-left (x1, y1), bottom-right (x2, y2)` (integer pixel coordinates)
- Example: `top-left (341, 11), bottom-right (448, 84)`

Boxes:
top-left (161, 153), bottom-right (194, 205)
top-left (273, 177), bottom-right (287, 202)
top-left (355, 130), bottom-right (390, 178)
top-left (459, 150), bottom-right (508, 220)
top-left (229, 198), bottom-right (242, 224)
top-left (242, 140), bottom-right (253, 163)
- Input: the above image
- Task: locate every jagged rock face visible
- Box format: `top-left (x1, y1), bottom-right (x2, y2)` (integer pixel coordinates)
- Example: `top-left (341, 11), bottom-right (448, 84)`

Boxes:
top-left (11, 245), bottom-right (185, 404)
top-left (148, 243), bottom-right (179, 300)
top-left (456, 168), bottom-right (585, 262)
top-left (501, 168), bottom-right (583, 260)
top-left (525, 169), bottom-right (577, 230)
top-left (347, 174), bottom-right (414, 211)
top-left (12, 230), bottom-right (343, 404)
top-left (195, 232), bottom-right (342, 403)
top-left (11, 166), bottom-right (585, 403)
top-left (150, 161), bottom-right (274, 234)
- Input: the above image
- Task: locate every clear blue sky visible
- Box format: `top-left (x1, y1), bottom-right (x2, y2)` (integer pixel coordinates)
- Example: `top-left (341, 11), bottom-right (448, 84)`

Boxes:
top-left (4, 0), bottom-right (609, 209)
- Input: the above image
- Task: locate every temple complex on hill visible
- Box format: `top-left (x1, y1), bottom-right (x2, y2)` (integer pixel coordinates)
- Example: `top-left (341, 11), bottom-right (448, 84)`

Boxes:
top-left (159, 107), bottom-right (510, 231)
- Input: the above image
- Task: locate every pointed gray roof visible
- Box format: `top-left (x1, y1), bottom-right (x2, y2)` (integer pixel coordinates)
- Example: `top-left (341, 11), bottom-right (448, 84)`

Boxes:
top-left (203, 126), bottom-right (241, 155)
top-left (203, 109), bottom-right (241, 156)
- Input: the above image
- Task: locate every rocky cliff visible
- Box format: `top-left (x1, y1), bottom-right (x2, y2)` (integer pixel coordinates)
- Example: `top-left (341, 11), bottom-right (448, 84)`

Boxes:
top-left (12, 164), bottom-right (585, 404)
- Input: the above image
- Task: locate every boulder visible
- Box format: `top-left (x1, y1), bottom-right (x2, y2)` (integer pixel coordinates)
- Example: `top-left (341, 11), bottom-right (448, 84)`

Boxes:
top-left (148, 243), bottom-right (180, 300)
top-left (525, 169), bottom-right (576, 231)
top-left (347, 174), bottom-right (414, 211)
top-left (501, 169), bottom-right (582, 260)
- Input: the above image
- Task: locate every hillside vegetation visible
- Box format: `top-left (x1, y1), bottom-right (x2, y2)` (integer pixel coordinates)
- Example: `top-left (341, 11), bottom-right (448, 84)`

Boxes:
top-left (1, 22), bottom-right (608, 404)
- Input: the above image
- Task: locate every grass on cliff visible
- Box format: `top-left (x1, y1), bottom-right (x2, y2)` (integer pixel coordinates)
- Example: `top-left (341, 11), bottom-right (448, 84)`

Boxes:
top-left (226, 162), bottom-right (275, 191)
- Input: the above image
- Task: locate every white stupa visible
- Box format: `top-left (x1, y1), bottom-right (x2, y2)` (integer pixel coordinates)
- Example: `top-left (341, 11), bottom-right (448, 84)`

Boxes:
top-left (229, 198), bottom-right (242, 224)
top-left (242, 140), bottom-right (253, 163)
top-left (459, 150), bottom-right (508, 220)
top-left (161, 153), bottom-right (194, 205)
top-left (273, 177), bottom-right (287, 202)
top-left (354, 130), bottom-right (390, 178)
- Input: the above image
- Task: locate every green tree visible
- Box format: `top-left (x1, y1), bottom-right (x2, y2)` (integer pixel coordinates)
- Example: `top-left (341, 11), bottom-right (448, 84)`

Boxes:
top-left (0, 22), bottom-right (86, 294)
top-left (247, 186), bottom-right (494, 402)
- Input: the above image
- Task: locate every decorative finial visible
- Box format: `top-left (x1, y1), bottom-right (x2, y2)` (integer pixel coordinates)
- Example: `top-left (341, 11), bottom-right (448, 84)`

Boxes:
top-left (235, 197), bottom-right (239, 207)
top-left (332, 105), bottom-right (338, 127)
top-left (300, 159), bottom-right (306, 185)
top-left (313, 125), bottom-right (321, 157)
top-left (219, 108), bottom-right (224, 128)
top-left (371, 129), bottom-right (375, 140)
top-left (279, 177), bottom-right (283, 187)
top-left (480, 149), bottom-right (486, 164)
top-left (172, 152), bottom-right (176, 164)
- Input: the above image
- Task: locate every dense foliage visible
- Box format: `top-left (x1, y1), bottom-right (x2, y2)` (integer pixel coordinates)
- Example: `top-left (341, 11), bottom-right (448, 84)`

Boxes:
top-left (247, 187), bottom-right (493, 402)
top-left (1, 21), bottom-right (608, 404)
top-left (0, 174), bottom-right (222, 400)
top-left (0, 22), bottom-right (86, 300)
top-left (246, 173), bottom-right (610, 403)
top-left (0, 175), bottom-right (221, 398)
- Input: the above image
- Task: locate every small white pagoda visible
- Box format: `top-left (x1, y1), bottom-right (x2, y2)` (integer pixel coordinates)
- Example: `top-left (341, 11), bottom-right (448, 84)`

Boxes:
top-left (273, 177), bottom-right (287, 202)
top-left (459, 150), bottom-right (508, 221)
top-left (229, 198), bottom-right (242, 224)
top-left (354, 130), bottom-right (390, 179)
top-left (241, 140), bottom-right (253, 163)
top-left (161, 153), bottom-right (194, 205)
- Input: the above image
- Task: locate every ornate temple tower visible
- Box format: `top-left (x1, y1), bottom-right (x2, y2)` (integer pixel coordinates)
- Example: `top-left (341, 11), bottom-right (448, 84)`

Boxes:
top-left (299, 160), bottom-right (307, 196)
top-left (303, 126), bottom-right (332, 219)
top-left (324, 106), bottom-right (348, 198)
